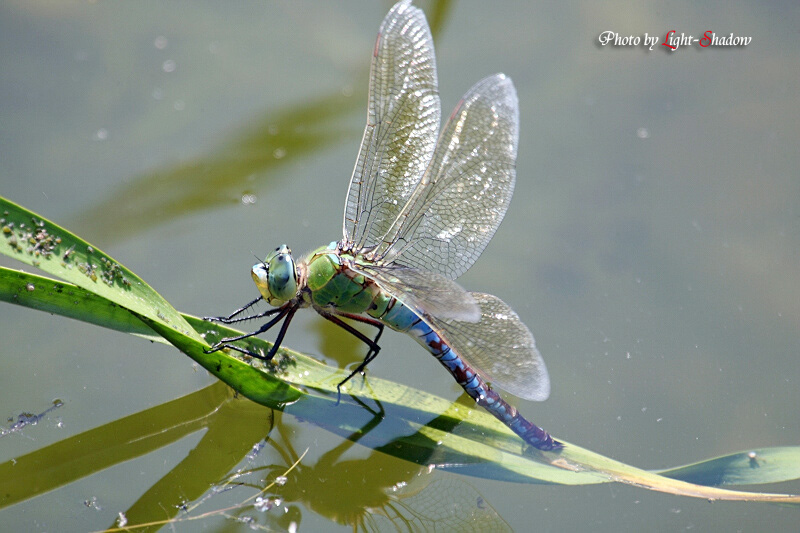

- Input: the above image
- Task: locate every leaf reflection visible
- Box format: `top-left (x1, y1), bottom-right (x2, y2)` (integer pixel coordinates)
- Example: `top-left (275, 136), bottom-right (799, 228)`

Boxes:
top-left (69, 89), bottom-right (360, 245)
top-left (0, 379), bottom-right (511, 532)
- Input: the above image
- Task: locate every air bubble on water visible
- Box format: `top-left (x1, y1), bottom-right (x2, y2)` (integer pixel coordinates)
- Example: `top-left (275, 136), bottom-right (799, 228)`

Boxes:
top-left (84, 496), bottom-right (102, 511)
top-left (154, 36), bottom-right (168, 50)
top-left (246, 442), bottom-right (264, 461)
top-left (636, 127), bottom-right (649, 139)
top-left (94, 128), bottom-right (109, 141)
top-left (254, 496), bottom-right (272, 512)
top-left (162, 59), bottom-right (176, 73)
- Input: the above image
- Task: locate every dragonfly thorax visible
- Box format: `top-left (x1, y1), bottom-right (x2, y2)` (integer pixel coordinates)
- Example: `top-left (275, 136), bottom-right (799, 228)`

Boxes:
top-left (251, 244), bottom-right (299, 306)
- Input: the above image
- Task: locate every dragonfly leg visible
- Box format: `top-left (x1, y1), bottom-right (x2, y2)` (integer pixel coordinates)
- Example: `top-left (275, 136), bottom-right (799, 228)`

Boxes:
top-left (333, 312), bottom-right (385, 347)
top-left (317, 312), bottom-right (384, 403)
top-left (336, 313), bottom-right (385, 375)
top-left (205, 303), bottom-right (296, 360)
top-left (203, 296), bottom-right (265, 323)
top-left (260, 306), bottom-right (299, 361)
top-left (215, 305), bottom-right (285, 326)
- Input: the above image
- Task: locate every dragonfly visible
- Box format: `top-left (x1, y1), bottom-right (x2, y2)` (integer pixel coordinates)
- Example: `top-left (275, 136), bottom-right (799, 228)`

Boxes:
top-left (206, 0), bottom-right (562, 451)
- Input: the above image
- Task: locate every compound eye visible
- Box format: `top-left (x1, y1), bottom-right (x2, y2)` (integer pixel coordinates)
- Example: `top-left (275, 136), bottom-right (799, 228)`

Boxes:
top-left (251, 263), bottom-right (271, 301)
top-left (267, 251), bottom-right (297, 302)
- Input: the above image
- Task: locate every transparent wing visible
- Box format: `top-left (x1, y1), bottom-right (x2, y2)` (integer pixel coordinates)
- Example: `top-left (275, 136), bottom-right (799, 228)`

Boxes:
top-left (428, 292), bottom-right (550, 401)
top-left (353, 262), bottom-right (480, 323)
top-left (343, 0), bottom-right (441, 250)
top-left (353, 263), bottom-right (548, 400)
top-left (374, 74), bottom-right (519, 280)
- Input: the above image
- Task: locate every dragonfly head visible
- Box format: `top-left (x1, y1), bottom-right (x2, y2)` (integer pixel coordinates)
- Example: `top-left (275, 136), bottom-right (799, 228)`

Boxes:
top-left (252, 244), bottom-right (298, 306)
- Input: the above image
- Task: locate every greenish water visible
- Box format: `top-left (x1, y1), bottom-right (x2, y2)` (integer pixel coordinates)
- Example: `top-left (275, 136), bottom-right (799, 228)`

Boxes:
top-left (1, 1), bottom-right (798, 531)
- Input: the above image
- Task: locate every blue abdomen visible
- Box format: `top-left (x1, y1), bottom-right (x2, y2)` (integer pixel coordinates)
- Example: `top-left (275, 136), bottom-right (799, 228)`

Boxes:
top-left (376, 299), bottom-right (560, 450)
top-left (377, 302), bottom-right (487, 399)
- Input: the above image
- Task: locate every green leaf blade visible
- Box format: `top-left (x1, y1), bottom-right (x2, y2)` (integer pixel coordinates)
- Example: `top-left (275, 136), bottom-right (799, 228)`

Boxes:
top-left (0, 197), bottom-right (200, 341)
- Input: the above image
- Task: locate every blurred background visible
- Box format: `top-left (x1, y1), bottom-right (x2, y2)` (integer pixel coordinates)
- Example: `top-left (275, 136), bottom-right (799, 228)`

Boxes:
top-left (1, 0), bottom-right (798, 530)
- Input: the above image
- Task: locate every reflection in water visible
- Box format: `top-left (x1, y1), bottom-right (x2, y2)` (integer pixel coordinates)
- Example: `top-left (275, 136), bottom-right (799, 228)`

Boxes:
top-left (0, 399), bottom-right (64, 438)
top-left (208, 410), bottom-right (511, 532)
top-left (0, 379), bottom-right (513, 531)
top-left (69, 91), bottom-right (361, 244)
top-left (362, 477), bottom-right (512, 532)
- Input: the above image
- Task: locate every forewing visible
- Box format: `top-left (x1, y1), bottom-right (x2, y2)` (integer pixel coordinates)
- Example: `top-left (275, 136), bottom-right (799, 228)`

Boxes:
top-left (428, 292), bottom-right (550, 401)
top-left (354, 262), bottom-right (480, 323)
top-left (343, 0), bottom-right (441, 250)
top-left (376, 74), bottom-right (519, 280)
